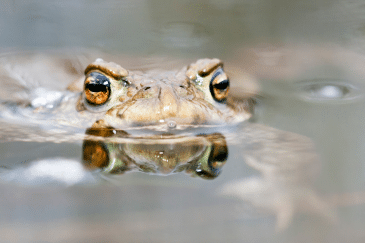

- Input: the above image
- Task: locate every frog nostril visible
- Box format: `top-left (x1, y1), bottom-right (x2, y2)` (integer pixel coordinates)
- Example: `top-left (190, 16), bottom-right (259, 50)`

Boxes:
top-left (144, 87), bottom-right (151, 91)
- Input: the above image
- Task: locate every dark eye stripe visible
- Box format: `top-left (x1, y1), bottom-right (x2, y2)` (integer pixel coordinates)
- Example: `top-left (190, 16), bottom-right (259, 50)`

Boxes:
top-left (86, 82), bottom-right (108, 93)
top-left (213, 79), bottom-right (229, 90)
top-left (87, 73), bottom-right (110, 90)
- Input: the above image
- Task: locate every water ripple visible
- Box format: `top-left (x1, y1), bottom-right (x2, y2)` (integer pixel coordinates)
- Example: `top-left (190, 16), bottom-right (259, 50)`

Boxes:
top-left (294, 79), bottom-right (364, 103)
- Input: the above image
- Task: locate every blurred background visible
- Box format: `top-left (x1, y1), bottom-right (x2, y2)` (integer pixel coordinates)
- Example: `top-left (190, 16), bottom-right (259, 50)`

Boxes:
top-left (1, 0), bottom-right (365, 242)
top-left (2, 0), bottom-right (363, 57)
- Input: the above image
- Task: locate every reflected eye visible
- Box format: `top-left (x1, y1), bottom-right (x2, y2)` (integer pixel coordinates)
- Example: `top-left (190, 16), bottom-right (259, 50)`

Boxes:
top-left (195, 133), bottom-right (228, 179)
top-left (82, 140), bottom-right (109, 170)
top-left (206, 133), bottom-right (228, 177)
top-left (210, 68), bottom-right (230, 102)
top-left (84, 72), bottom-right (111, 106)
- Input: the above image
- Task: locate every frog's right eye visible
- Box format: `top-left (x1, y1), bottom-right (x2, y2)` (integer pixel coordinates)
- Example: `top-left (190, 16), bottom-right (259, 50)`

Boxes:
top-left (84, 72), bottom-right (111, 106)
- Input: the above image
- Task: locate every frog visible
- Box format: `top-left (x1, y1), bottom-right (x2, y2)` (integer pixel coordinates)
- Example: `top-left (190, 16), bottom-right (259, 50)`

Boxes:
top-left (72, 57), bottom-right (254, 131)
top-left (0, 52), bottom-right (340, 231)
top-left (0, 54), bottom-right (255, 140)
top-left (73, 58), bottom-right (248, 178)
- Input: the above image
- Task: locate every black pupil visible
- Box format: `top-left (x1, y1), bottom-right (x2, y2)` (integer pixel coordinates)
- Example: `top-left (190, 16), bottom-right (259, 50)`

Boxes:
top-left (211, 151), bottom-right (228, 162)
top-left (213, 79), bottom-right (229, 90)
top-left (86, 73), bottom-right (110, 93)
top-left (86, 83), bottom-right (108, 93)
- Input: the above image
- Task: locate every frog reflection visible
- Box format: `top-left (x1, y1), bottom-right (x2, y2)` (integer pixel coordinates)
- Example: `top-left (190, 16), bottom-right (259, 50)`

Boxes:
top-left (82, 127), bottom-right (228, 179)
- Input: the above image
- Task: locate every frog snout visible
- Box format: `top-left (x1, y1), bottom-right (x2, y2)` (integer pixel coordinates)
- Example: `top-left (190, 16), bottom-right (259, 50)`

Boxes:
top-left (159, 85), bottom-right (179, 117)
top-left (137, 83), bottom-right (181, 116)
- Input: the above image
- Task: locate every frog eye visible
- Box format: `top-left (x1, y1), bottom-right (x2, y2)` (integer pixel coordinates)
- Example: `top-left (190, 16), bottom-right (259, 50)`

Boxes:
top-left (209, 68), bottom-right (230, 103)
top-left (195, 133), bottom-right (228, 179)
top-left (207, 134), bottom-right (228, 176)
top-left (84, 72), bottom-right (111, 105)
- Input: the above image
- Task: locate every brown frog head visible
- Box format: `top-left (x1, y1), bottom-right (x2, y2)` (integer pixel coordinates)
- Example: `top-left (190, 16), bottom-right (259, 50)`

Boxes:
top-left (77, 58), bottom-right (253, 130)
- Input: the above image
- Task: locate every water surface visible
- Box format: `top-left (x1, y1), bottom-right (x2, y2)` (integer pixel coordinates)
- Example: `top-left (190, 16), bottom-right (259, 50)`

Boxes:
top-left (1, 1), bottom-right (365, 242)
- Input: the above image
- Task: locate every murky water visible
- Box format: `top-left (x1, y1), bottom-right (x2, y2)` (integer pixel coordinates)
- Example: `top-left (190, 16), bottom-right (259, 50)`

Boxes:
top-left (1, 0), bottom-right (365, 242)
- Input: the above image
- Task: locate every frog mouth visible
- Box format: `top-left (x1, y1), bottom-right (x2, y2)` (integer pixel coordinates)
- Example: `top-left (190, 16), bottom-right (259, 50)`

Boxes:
top-left (91, 119), bottom-right (232, 136)
top-left (101, 103), bottom-right (228, 130)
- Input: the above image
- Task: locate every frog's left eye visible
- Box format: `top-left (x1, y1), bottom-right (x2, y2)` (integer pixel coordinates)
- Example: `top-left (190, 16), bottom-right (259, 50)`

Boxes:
top-left (84, 72), bottom-right (111, 106)
top-left (209, 68), bottom-right (230, 103)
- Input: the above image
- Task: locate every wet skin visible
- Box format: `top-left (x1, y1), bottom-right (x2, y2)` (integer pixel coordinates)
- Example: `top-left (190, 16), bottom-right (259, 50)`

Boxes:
top-left (75, 58), bottom-right (254, 130)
